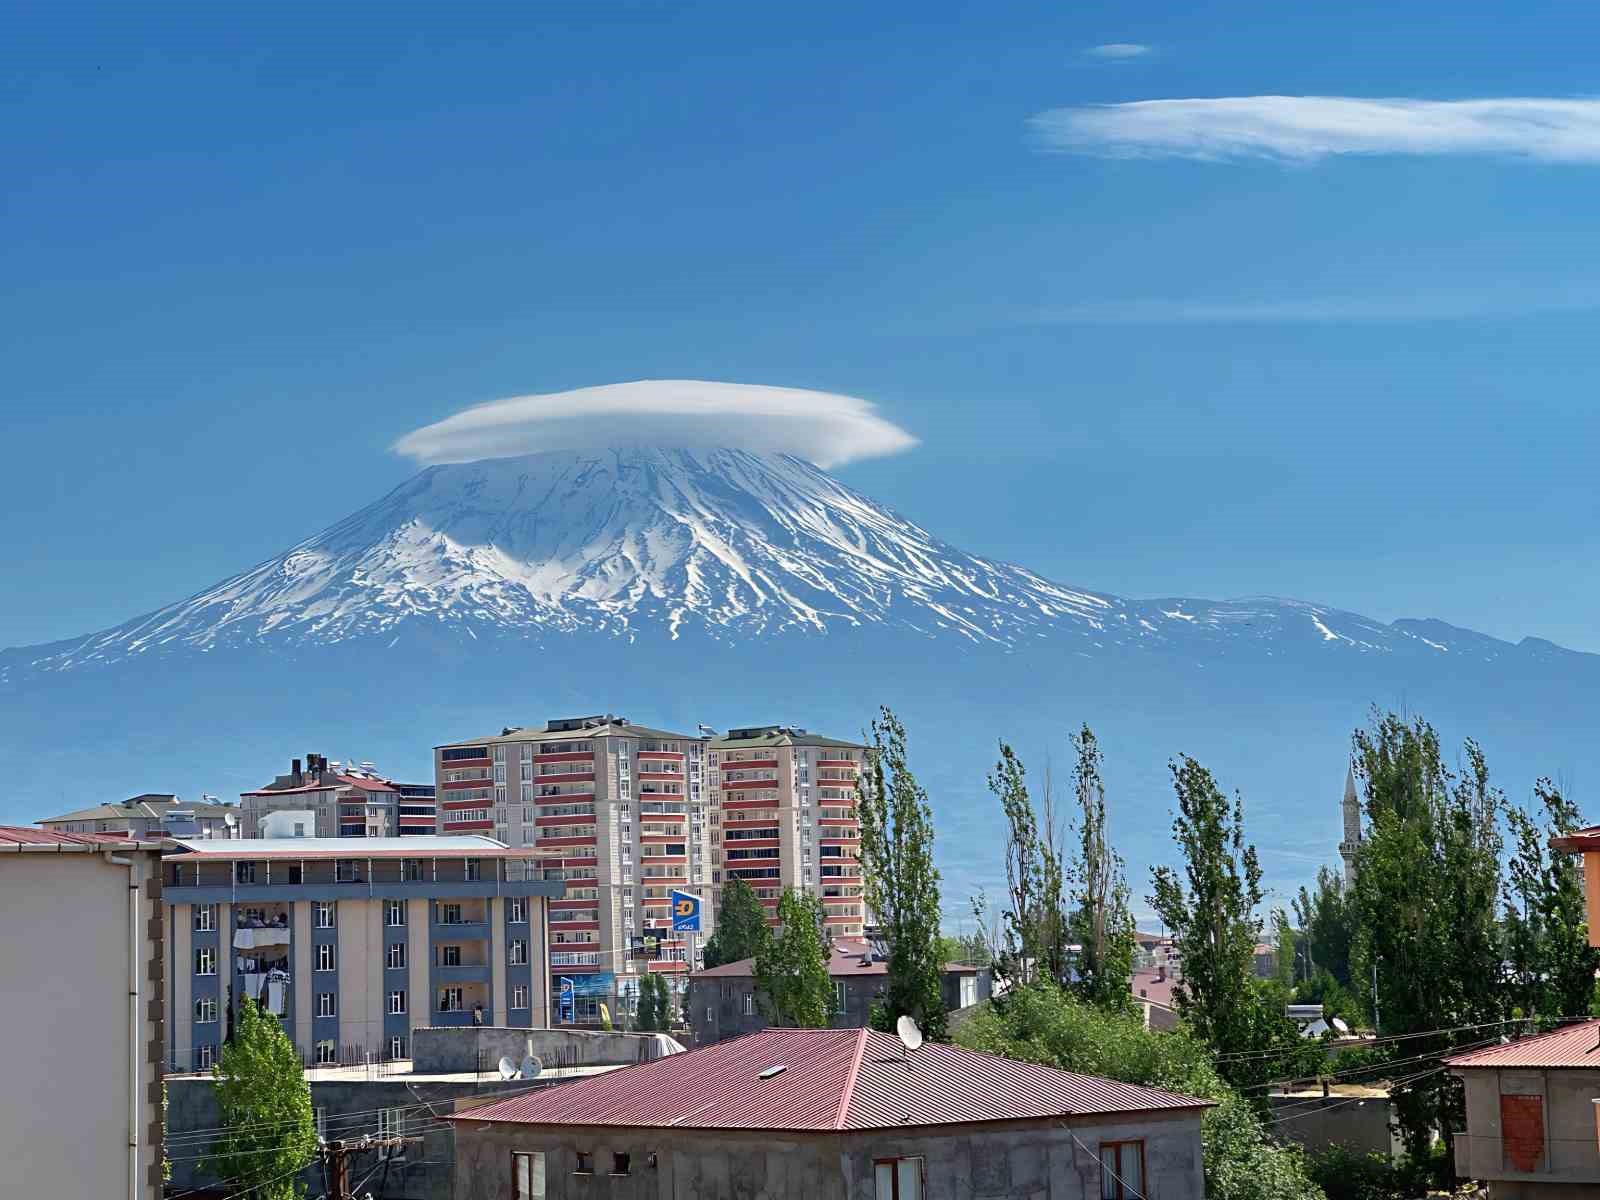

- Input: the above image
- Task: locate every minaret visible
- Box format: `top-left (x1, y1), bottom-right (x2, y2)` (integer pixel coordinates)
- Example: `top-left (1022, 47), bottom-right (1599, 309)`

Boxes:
top-left (1338, 764), bottom-right (1361, 890)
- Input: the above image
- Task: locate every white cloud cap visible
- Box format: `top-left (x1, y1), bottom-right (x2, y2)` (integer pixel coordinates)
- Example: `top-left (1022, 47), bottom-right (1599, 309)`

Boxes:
top-left (1085, 43), bottom-right (1152, 60)
top-left (1030, 96), bottom-right (1600, 162)
top-left (393, 380), bottom-right (919, 469)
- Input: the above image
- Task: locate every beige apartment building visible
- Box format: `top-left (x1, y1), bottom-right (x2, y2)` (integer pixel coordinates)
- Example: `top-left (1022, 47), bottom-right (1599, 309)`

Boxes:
top-left (162, 836), bottom-right (562, 1072)
top-left (240, 754), bottom-right (437, 839)
top-left (434, 716), bottom-right (712, 1023)
top-left (0, 827), bottom-right (167, 1200)
top-left (708, 725), bottom-right (867, 938)
top-left (39, 792), bottom-right (239, 839)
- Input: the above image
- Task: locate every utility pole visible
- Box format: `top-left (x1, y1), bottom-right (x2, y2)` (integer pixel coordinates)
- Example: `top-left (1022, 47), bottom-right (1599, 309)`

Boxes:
top-left (323, 1135), bottom-right (421, 1200)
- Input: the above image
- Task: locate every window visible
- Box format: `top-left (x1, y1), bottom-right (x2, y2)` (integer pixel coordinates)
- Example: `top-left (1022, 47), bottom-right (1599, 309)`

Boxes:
top-left (834, 980), bottom-right (847, 1016)
top-left (575, 1151), bottom-right (595, 1175)
top-left (510, 939), bottom-right (528, 965)
top-left (512, 985), bottom-right (529, 1009)
top-left (335, 860), bottom-right (358, 883)
top-left (388, 990), bottom-right (407, 1015)
top-left (315, 1107), bottom-right (326, 1137)
top-left (317, 943), bottom-right (336, 972)
top-left (194, 997), bottom-right (218, 1023)
top-left (193, 904), bottom-right (216, 932)
top-left (388, 1035), bottom-right (406, 1060)
top-left (1500, 1094), bottom-right (1545, 1172)
top-left (387, 942), bottom-right (407, 969)
top-left (441, 903), bottom-right (462, 925)
top-left (513, 1151), bottom-right (546, 1200)
top-left (507, 897), bottom-right (527, 923)
top-left (741, 993), bottom-right (755, 1017)
top-left (314, 901), bottom-right (336, 929)
top-left (442, 945), bottom-right (462, 967)
top-left (960, 974), bottom-right (978, 1009)
top-left (466, 859), bottom-right (482, 882)
top-left (611, 1152), bottom-right (631, 1176)
top-left (317, 992), bottom-right (336, 1017)
top-left (235, 861), bottom-right (255, 884)
top-left (439, 987), bottom-right (464, 1012)
top-left (197, 1043), bottom-right (215, 1070)
top-left (195, 946), bottom-right (216, 976)
top-left (1099, 1141), bottom-right (1145, 1200)
top-left (404, 858), bottom-right (425, 882)
top-left (874, 1158), bottom-right (924, 1200)
top-left (315, 1039), bottom-right (337, 1065)
top-left (377, 1108), bottom-right (403, 1138)
top-left (385, 899), bottom-right (406, 926)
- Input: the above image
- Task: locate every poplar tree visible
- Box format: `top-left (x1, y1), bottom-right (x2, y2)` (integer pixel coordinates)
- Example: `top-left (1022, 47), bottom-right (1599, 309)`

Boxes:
top-left (986, 742), bottom-right (1044, 986)
top-left (755, 890), bottom-right (833, 1027)
top-left (1065, 725), bottom-right (1135, 1011)
top-left (1503, 778), bottom-right (1595, 1024)
top-left (704, 876), bottom-right (772, 968)
top-left (201, 998), bottom-right (318, 1199)
top-left (860, 707), bottom-right (948, 1041)
top-left (1350, 712), bottom-right (1504, 1169)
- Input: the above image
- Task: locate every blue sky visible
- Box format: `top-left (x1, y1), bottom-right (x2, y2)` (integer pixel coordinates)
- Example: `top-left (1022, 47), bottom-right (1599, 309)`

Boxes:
top-left (6, 1), bottom-right (1600, 650)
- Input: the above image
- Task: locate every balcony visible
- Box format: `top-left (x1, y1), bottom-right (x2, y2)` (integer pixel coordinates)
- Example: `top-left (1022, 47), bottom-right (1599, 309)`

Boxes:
top-left (433, 920), bottom-right (491, 940)
top-left (435, 963), bottom-right (492, 984)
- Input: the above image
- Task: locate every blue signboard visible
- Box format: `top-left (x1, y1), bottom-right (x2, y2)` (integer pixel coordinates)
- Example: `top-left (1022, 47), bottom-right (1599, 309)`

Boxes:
top-left (671, 890), bottom-right (702, 932)
top-left (567, 971), bottom-right (615, 997)
top-left (558, 977), bottom-right (575, 1025)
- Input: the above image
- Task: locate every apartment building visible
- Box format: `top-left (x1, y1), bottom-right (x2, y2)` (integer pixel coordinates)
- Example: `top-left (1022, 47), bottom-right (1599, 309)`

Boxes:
top-left (0, 828), bottom-right (167, 1200)
top-left (39, 792), bottom-right (239, 839)
top-left (240, 754), bottom-right (437, 839)
top-left (160, 835), bottom-right (563, 1071)
top-left (434, 716), bottom-right (712, 1023)
top-left (708, 725), bottom-right (867, 939)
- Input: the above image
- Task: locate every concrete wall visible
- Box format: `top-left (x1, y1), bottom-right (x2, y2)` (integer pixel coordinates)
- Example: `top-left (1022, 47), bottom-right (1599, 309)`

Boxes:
top-left (452, 1110), bottom-right (1206, 1199)
top-left (1455, 1067), bottom-right (1600, 1195)
top-left (0, 846), bottom-right (165, 1200)
top-left (412, 1026), bottom-right (670, 1074)
top-left (690, 968), bottom-right (992, 1046)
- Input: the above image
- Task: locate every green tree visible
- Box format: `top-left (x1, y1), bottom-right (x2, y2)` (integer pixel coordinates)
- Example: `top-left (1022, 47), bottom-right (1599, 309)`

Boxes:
top-left (1350, 712), bottom-right (1504, 1171)
top-left (985, 741), bottom-right (1046, 986)
top-left (201, 998), bottom-right (318, 1199)
top-left (860, 707), bottom-right (948, 1041)
top-left (1504, 778), bottom-right (1596, 1024)
top-left (755, 890), bottom-right (833, 1027)
top-left (957, 984), bottom-right (1324, 1200)
top-left (1064, 725), bottom-right (1135, 1011)
top-left (704, 877), bottom-right (772, 968)
top-left (635, 973), bottom-right (661, 1031)
top-left (1293, 867), bottom-right (1354, 990)
top-left (1149, 756), bottom-right (1299, 1087)
top-left (1272, 908), bottom-right (1296, 988)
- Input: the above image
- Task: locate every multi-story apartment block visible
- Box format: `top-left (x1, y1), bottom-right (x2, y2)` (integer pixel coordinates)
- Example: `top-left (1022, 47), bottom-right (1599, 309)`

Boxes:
top-left (240, 754), bottom-right (437, 839)
top-left (160, 836), bottom-right (563, 1071)
top-left (708, 726), bottom-right (867, 939)
top-left (39, 792), bottom-right (239, 839)
top-left (434, 716), bottom-right (713, 1023)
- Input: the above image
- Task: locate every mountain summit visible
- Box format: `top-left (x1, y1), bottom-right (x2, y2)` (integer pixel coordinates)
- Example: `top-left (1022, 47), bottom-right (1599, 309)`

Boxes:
top-left (0, 445), bottom-right (1562, 676)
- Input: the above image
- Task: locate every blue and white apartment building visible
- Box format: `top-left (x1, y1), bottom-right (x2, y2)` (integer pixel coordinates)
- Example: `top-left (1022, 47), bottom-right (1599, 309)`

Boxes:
top-left (162, 836), bottom-right (564, 1071)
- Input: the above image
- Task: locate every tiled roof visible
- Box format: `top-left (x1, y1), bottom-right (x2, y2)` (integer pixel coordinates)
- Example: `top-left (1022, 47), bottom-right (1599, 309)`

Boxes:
top-left (1445, 1020), bottom-right (1600, 1069)
top-left (450, 1028), bottom-right (1209, 1133)
top-left (1550, 826), bottom-right (1600, 853)
top-left (0, 826), bottom-right (163, 850)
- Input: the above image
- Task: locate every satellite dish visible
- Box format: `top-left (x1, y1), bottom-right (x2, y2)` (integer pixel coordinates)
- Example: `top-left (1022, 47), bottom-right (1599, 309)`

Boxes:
top-left (497, 1056), bottom-right (518, 1080)
top-left (896, 1015), bottom-right (924, 1053)
top-left (520, 1054), bottom-right (542, 1081)
top-left (224, 812), bottom-right (238, 828)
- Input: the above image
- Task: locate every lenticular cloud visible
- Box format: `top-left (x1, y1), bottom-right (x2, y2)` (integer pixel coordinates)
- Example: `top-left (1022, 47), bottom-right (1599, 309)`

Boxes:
top-left (392, 380), bottom-right (919, 469)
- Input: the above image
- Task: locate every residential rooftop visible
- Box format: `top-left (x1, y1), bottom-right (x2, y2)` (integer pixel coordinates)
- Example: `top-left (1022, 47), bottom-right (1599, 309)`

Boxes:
top-left (710, 725), bottom-right (865, 751)
top-left (38, 796), bottom-right (238, 824)
top-left (0, 826), bottom-right (167, 852)
top-left (448, 1027), bottom-right (1211, 1133)
top-left (166, 835), bottom-right (524, 861)
top-left (695, 938), bottom-right (976, 980)
top-left (1445, 1019), bottom-right (1600, 1069)
top-left (436, 715), bottom-right (700, 750)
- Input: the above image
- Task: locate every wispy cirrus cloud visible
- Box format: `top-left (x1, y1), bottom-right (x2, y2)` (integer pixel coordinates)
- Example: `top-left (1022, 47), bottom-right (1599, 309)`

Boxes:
top-left (1084, 43), bottom-right (1153, 61)
top-left (1029, 96), bottom-right (1600, 163)
top-left (393, 380), bottom-right (918, 468)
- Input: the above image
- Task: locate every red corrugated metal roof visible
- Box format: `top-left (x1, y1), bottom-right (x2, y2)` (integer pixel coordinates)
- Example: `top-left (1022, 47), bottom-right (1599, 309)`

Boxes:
top-left (0, 826), bottom-right (153, 848)
top-left (1446, 1020), bottom-right (1600, 1068)
top-left (1550, 826), bottom-right (1600, 853)
top-left (449, 1028), bottom-right (1210, 1132)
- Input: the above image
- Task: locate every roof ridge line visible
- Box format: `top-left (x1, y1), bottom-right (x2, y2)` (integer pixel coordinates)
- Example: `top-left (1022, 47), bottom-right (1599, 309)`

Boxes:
top-left (834, 1028), bottom-right (870, 1130)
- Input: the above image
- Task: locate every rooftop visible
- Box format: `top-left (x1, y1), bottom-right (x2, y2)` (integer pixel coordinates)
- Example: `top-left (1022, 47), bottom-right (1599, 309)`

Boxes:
top-left (166, 835), bottom-right (524, 861)
top-left (711, 725), bottom-right (864, 751)
top-left (1550, 826), bottom-right (1600, 853)
top-left (39, 796), bottom-right (237, 824)
top-left (1130, 967), bottom-right (1177, 1010)
top-left (1445, 1019), bottom-right (1600, 1069)
top-left (694, 939), bottom-right (976, 980)
top-left (449, 1027), bottom-right (1210, 1133)
top-left (437, 717), bottom-right (700, 751)
top-left (0, 826), bottom-right (166, 852)
top-left (243, 773), bottom-right (400, 797)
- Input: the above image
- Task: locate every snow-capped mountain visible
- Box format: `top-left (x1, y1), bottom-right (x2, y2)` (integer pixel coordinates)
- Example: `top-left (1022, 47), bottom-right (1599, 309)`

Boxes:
top-left (1, 446), bottom-right (1542, 677)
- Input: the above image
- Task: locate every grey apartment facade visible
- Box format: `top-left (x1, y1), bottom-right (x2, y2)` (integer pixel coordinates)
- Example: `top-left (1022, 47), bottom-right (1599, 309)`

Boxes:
top-left (161, 836), bottom-right (563, 1071)
top-left (240, 753), bottom-right (437, 839)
